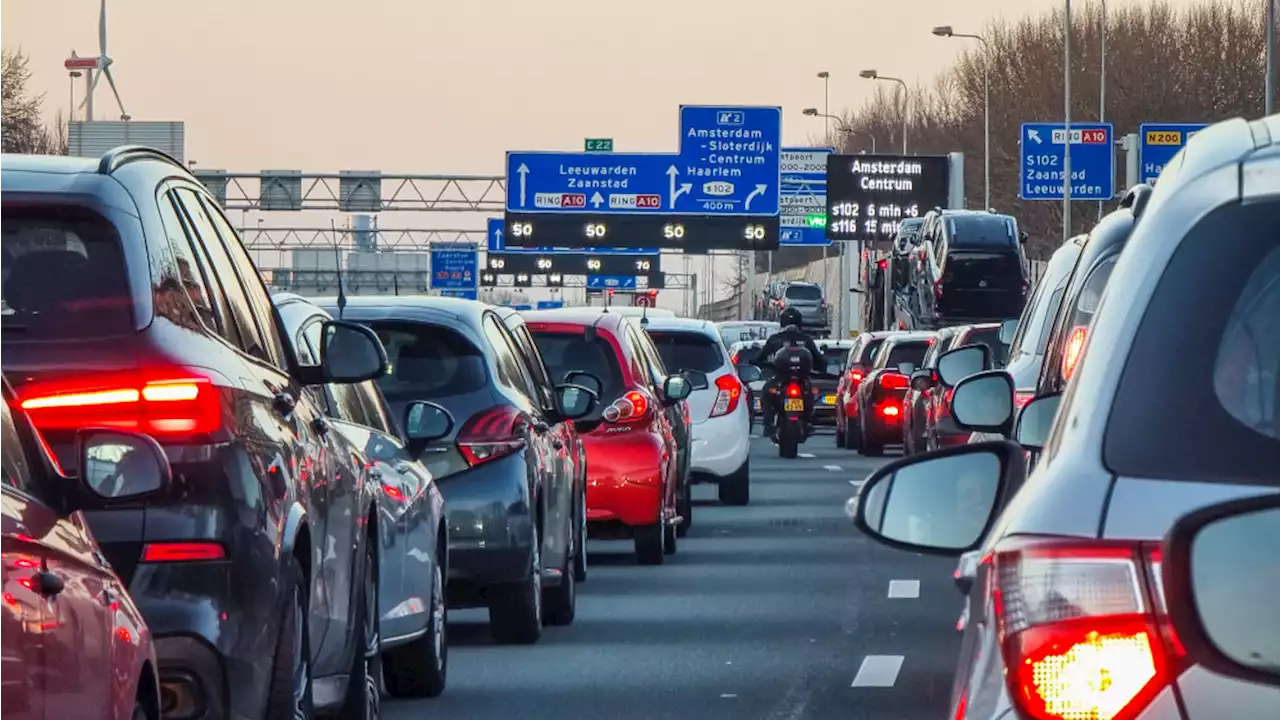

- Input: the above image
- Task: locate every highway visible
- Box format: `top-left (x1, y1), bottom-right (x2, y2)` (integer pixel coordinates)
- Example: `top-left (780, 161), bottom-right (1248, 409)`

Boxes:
top-left (386, 433), bottom-right (961, 719)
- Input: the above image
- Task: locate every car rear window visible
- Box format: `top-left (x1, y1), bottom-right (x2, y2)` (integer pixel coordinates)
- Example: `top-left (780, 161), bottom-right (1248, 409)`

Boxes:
top-left (946, 215), bottom-right (1018, 248)
top-left (367, 321), bottom-right (489, 401)
top-left (530, 331), bottom-right (624, 401)
top-left (1, 208), bottom-right (133, 339)
top-left (882, 341), bottom-right (929, 369)
top-left (859, 339), bottom-right (886, 364)
top-left (647, 331), bottom-right (724, 374)
top-left (1104, 199), bottom-right (1279, 483)
top-left (821, 345), bottom-right (851, 369)
top-left (785, 285), bottom-right (822, 301)
top-left (962, 327), bottom-right (1003, 357)
top-left (733, 345), bottom-right (764, 365)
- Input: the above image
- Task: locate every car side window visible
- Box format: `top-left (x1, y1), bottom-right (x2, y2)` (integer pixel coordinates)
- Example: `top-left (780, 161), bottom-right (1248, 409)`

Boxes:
top-left (172, 189), bottom-right (271, 363)
top-left (158, 190), bottom-right (240, 345)
top-left (631, 326), bottom-right (667, 389)
top-left (149, 191), bottom-right (218, 335)
top-left (352, 381), bottom-right (397, 436)
top-left (510, 324), bottom-right (556, 408)
top-left (483, 316), bottom-right (539, 402)
top-left (1, 407), bottom-right (39, 499)
top-left (293, 317), bottom-right (330, 410)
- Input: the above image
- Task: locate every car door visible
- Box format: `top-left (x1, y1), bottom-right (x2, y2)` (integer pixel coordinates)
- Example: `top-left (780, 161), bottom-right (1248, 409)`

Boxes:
top-left (507, 321), bottom-right (578, 497)
top-left (2, 409), bottom-right (50, 720)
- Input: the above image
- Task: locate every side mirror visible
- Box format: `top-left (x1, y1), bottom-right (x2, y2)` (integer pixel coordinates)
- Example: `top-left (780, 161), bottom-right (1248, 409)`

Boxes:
top-left (563, 371), bottom-right (602, 397)
top-left (950, 370), bottom-right (1015, 435)
top-left (1019, 230), bottom-right (1029, 244)
top-left (77, 429), bottom-right (171, 501)
top-left (680, 370), bottom-right (710, 392)
top-left (1162, 495), bottom-right (1280, 688)
top-left (554, 383), bottom-right (597, 420)
top-left (937, 344), bottom-right (992, 387)
top-left (662, 375), bottom-right (692, 404)
top-left (851, 441), bottom-right (1024, 556)
top-left (737, 364), bottom-right (763, 383)
top-left (897, 362), bottom-right (916, 376)
top-left (910, 369), bottom-right (934, 391)
top-left (404, 401), bottom-right (454, 454)
top-left (998, 318), bottom-right (1019, 346)
top-left (319, 320), bottom-right (389, 384)
top-left (1014, 392), bottom-right (1062, 450)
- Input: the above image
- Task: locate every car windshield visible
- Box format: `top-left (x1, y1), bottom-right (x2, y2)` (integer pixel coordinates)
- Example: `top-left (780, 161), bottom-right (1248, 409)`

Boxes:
top-left (647, 331), bottom-right (724, 374)
top-left (530, 331), bottom-right (625, 401)
top-left (366, 321), bottom-right (489, 401)
top-left (785, 285), bottom-right (822, 301)
top-left (947, 215), bottom-right (1018, 249)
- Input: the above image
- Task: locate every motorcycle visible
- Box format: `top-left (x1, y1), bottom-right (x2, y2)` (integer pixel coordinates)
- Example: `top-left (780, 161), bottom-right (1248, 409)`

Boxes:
top-left (738, 346), bottom-right (834, 459)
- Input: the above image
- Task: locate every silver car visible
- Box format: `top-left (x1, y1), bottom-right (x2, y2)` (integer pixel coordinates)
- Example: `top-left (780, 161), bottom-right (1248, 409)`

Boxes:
top-left (851, 114), bottom-right (1280, 719)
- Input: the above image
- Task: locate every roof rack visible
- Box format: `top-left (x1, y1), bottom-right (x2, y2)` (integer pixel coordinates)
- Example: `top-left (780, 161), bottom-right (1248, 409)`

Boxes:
top-left (97, 145), bottom-right (186, 176)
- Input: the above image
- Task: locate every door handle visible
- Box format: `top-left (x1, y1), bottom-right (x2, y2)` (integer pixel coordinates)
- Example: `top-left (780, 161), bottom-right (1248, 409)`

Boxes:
top-left (34, 571), bottom-right (64, 598)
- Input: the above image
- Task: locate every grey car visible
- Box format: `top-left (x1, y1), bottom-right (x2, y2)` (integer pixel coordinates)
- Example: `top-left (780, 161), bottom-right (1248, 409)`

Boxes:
top-left (769, 281), bottom-right (829, 333)
top-left (851, 114), bottom-right (1280, 719)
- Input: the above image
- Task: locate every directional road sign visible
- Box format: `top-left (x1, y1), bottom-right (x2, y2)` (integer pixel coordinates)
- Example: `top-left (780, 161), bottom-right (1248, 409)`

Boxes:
top-left (430, 246), bottom-right (478, 290)
top-left (1138, 123), bottom-right (1208, 185)
top-left (1019, 123), bottom-right (1115, 201)
top-left (586, 275), bottom-right (637, 290)
top-left (781, 147), bottom-right (833, 247)
top-left (484, 252), bottom-right (658, 276)
top-left (510, 304), bottom-right (533, 311)
top-left (486, 217), bottom-right (652, 256)
top-left (507, 106), bottom-right (781, 218)
top-left (536, 300), bottom-right (565, 310)
top-left (438, 289), bottom-right (478, 300)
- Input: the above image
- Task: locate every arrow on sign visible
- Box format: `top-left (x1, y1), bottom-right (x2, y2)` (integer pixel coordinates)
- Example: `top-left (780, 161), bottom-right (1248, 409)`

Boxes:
top-left (495, 228), bottom-right (504, 248)
top-left (517, 164), bottom-right (529, 207)
top-left (744, 184), bottom-right (768, 210)
top-left (1028, 129), bottom-right (1043, 144)
top-left (591, 191), bottom-right (604, 208)
top-left (666, 167), bottom-right (693, 208)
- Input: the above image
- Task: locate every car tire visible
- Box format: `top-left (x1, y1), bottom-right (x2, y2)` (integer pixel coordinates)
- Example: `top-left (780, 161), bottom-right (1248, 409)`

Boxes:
top-left (542, 537), bottom-right (577, 626)
top-left (717, 460), bottom-right (750, 506)
top-left (663, 519), bottom-right (678, 555)
top-left (488, 540), bottom-right (543, 644)
top-left (844, 416), bottom-right (860, 451)
top-left (860, 417), bottom-right (885, 457)
top-left (572, 493), bottom-right (588, 583)
top-left (676, 479), bottom-right (692, 538)
top-left (383, 560), bottom-right (447, 698)
top-left (265, 559), bottom-right (313, 720)
top-left (634, 523), bottom-right (665, 565)
top-left (336, 539), bottom-right (381, 719)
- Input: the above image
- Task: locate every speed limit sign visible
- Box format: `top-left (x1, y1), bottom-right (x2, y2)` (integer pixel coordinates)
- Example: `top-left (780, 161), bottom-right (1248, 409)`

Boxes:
top-left (634, 295), bottom-right (652, 308)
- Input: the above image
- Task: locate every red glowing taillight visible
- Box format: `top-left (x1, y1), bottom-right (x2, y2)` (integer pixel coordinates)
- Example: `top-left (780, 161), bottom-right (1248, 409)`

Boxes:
top-left (879, 405), bottom-right (900, 417)
top-left (141, 542), bottom-right (226, 563)
top-left (710, 374), bottom-right (742, 417)
top-left (603, 389), bottom-right (652, 424)
top-left (879, 373), bottom-right (909, 390)
top-left (992, 539), bottom-right (1182, 720)
top-left (785, 382), bottom-right (802, 398)
top-left (18, 374), bottom-right (221, 438)
top-left (456, 405), bottom-right (527, 466)
top-left (1062, 326), bottom-right (1088, 381)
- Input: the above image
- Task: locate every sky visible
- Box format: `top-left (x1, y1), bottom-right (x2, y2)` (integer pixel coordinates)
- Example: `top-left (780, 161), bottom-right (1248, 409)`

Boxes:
top-left (1, 0), bottom-right (1195, 308)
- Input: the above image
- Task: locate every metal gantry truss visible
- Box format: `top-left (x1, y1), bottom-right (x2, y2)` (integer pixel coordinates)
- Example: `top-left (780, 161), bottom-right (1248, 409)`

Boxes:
top-left (195, 171), bottom-right (507, 213)
top-left (240, 227), bottom-right (485, 252)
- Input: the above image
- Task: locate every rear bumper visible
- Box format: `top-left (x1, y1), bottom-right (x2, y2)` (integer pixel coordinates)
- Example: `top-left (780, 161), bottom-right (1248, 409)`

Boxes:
top-left (438, 452), bottom-right (535, 587)
top-left (690, 405), bottom-right (751, 479)
top-left (583, 432), bottom-right (666, 527)
top-left (812, 387), bottom-right (839, 423)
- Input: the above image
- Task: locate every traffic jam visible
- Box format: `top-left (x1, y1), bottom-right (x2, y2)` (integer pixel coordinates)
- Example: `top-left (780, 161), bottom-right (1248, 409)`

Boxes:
top-left (2, 114), bottom-right (1279, 720)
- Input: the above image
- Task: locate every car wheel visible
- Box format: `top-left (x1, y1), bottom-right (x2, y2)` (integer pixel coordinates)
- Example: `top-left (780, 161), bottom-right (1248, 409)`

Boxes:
top-left (488, 540), bottom-right (543, 644)
top-left (717, 460), bottom-right (750, 506)
top-left (835, 409), bottom-right (847, 448)
top-left (844, 415), bottom-right (860, 451)
top-left (663, 516), bottom-right (678, 555)
top-left (634, 521), bottom-right (665, 565)
top-left (542, 533), bottom-right (577, 626)
top-left (265, 560), bottom-right (313, 720)
top-left (337, 540), bottom-right (381, 719)
top-left (383, 559), bottom-right (447, 698)
top-left (860, 416), bottom-right (885, 457)
top-left (676, 478), bottom-right (692, 538)
top-left (572, 493), bottom-right (588, 582)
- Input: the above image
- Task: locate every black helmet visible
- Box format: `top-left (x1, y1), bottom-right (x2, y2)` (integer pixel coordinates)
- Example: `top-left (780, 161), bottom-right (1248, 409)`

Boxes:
top-left (779, 307), bottom-right (803, 328)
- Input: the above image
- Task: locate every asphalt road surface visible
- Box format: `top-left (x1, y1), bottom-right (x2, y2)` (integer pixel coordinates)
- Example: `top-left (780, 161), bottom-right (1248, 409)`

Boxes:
top-left (386, 431), bottom-right (962, 720)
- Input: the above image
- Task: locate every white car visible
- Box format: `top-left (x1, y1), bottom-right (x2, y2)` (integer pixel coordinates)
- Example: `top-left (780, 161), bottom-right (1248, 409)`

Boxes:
top-left (726, 340), bottom-right (769, 421)
top-left (717, 320), bottom-right (778, 348)
top-left (643, 318), bottom-right (752, 505)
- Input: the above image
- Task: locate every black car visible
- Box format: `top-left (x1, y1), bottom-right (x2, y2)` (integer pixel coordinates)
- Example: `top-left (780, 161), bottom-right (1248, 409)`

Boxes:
top-left (854, 332), bottom-right (935, 456)
top-left (907, 209), bottom-right (1030, 328)
top-left (315, 296), bottom-right (595, 644)
top-left (2, 147), bottom-right (389, 719)
top-left (811, 340), bottom-right (854, 425)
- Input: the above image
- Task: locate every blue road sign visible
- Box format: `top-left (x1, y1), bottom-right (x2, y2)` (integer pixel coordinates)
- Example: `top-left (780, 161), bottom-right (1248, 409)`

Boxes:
top-left (1138, 123), bottom-right (1208, 184)
top-left (430, 246), bottom-right (478, 290)
top-left (510, 304), bottom-right (533, 311)
top-left (586, 275), bottom-right (637, 291)
top-left (506, 105), bottom-right (781, 217)
top-left (486, 217), bottom-right (652, 255)
top-left (536, 300), bottom-right (565, 310)
top-left (780, 148), bottom-right (832, 247)
top-left (1019, 123), bottom-right (1115, 201)
top-left (438, 289), bottom-right (478, 300)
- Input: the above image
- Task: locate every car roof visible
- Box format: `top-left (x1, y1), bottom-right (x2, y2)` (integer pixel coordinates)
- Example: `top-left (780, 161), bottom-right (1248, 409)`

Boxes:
top-left (640, 316), bottom-right (719, 336)
top-left (881, 331), bottom-right (936, 345)
top-left (305, 294), bottom-right (492, 327)
top-left (816, 339), bottom-right (854, 348)
top-left (0, 154), bottom-right (99, 174)
top-left (521, 308), bottom-right (629, 331)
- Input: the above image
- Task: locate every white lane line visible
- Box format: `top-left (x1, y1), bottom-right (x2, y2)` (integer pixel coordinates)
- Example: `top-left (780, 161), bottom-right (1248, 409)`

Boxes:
top-left (848, 479), bottom-right (864, 486)
top-left (850, 655), bottom-right (905, 687)
top-left (799, 452), bottom-right (816, 459)
top-left (823, 464), bottom-right (842, 471)
top-left (721, 693), bottom-right (738, 699)
top-left (887, 579), bottom-right (921, 599)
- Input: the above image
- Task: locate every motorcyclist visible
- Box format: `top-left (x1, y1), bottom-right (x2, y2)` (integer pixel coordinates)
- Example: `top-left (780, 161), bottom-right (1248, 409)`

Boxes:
top-left (753, 307), bottom-right (826, 436)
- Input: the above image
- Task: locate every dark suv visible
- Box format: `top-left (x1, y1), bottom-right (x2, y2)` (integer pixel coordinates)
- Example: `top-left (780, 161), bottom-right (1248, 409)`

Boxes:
top-left (908, 209), bottom-right (1030, 328)
top-left (2, 147), bottom-right (389, 719)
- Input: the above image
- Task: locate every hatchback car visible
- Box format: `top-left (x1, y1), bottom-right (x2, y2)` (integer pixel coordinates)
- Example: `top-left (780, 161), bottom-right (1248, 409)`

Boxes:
top-left (812, 339), bottom-right (854, 426)
top-left (901, 326), bottom-right (960, 454)
top-left (854, 332), bottom-right (934, 455)
top-left (834, 331), bottom-right (894, 449)
top-left (524, 310), bottom-right (692, 564)
top-left (274, 293), bottom-right (450, 697)
top-left (643, 317), bottom-right (751, 507)
top-left (853, 113), bottom-right (1280, 720)
top-left (2, 379), bottom-right (165, 720)
top-left (765, 281), bottom-right (829, 334)
top-left (2, 147), bottom-right (389, 719)
top-left (909, 323), bottom-right (1003, 453)
top-left (315, 296), bottom-right (595, 643)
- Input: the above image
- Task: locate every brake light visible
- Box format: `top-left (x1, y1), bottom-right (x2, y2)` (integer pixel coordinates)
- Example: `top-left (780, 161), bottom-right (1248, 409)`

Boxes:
top-left (1062, 326), bottom-right (1087, 381)
top-left (879, 373), bottom-right (909, 390)
top-left (19, 374), bottom-right (221, 437)
top-left (730, 353), bottom-right (738, 365)
top-left (710, 374), bottom-right (742, 417)
top-left (877, 259), bottom-right (887, 270)
top-left (992, 539), bottom-right (1182, 720)
top-left (456, 405), bottom-right (527, 466)
top-left (785, 382), bottom-right (802, 398)
top-left (847, 368), bottom-right (865, 387)
top-left (141, 542), bottom-right (226, 562)
top-left (879, 405), bottom-right (900, 417)
top-left (603, 389), bottom-right (652, 424)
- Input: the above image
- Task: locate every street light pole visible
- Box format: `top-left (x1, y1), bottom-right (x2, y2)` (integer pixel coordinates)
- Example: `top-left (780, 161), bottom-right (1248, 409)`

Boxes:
top-left (1064, 0), bottom-right (1073, 244)
top-left (1098, 0), bottom-right (1107, 220)
top-left (817, 71), bottom-right (831, 142)
top-left (803, 109), bottom-right (878, 153)
top-left (1267, 0), bottom-right (1276, 114)
top-left (860, 70), bottom-right (909, 153)
top-left (932, 27), bottom-right (991, 209)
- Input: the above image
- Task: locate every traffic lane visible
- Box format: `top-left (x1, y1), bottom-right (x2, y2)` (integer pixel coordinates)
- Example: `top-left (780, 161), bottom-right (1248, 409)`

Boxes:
top-left (383, 436), bottom-right (960, 720)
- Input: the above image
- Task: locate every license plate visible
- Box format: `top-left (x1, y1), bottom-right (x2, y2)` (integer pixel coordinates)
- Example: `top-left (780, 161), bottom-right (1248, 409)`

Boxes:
top-left (784, 398), bottom-right (804, 412)
top-left (823, 394), bottom-right (836, 405)
top-left (753, 397), bottom-right (762, 410)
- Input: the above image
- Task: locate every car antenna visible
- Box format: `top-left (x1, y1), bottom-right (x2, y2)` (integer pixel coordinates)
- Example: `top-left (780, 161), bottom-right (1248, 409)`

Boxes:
top-left (331, 219), bottom-right (347, 318)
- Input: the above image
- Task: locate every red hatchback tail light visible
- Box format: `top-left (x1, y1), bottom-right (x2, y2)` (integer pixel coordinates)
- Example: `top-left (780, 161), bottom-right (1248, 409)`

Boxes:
top-left (19, 373), bottom-right (221, 438)
top-left (456, 405), bottom-right (527, 466)
top-left (603, 389), bottom-right (652, 424)
top-left (879, 373), bottom-right (909, 390)
top-left (710, 374), bottom-right (742, 417)
top-left (992, 539), bottom-right (1182, 720)
top-left (141, 542), bottom-right (226, 563)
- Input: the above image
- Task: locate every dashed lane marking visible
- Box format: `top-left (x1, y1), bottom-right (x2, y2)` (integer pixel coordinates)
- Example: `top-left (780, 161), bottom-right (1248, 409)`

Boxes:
top-left (799, 452), bottom-right (816, 459)
top-left (823, 465), bottom-right (842, 471)
top-left (850, 655), bottom-right (905, 687)
top-left (887, 579), bottom-right (921, 599)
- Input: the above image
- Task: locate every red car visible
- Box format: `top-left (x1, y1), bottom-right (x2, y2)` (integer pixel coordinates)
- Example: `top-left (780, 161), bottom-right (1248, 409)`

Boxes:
top-left (834, 331), bottom-right (893, 450)
top-left (904, 322), bottom-right (1003, 454)
top-left (524, 311), bottom-right (692, 565)
top-left (2, 378), bottom-right (166, 720)
top-left (854, 332), bottom-right (935, 456)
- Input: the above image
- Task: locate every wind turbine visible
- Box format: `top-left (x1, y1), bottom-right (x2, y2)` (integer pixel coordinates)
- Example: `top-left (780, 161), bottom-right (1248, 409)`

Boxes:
top-left (76, 0), bottom-right (128, 121)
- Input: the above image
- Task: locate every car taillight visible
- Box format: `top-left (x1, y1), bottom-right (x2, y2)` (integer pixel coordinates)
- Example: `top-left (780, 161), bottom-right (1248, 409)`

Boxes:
top-left (456, 405), bottom-right (527, 466)
top-left (603, 389), bottom-right (652, 424)
top-left (1015, 390), bottom-right (1035, 408)
top-left (1062, 326), bottom-right (1087, 381)
top-left (879, 404), bottom-right (900, 417)
top-left (141, 542), bottom-right (226, 562)
top-left (847, 368), bottom-right (865, 387)
top-left (879, 373), bottom-right (909, 390)
top-left (785, 382), bottom-right (802, 398)
top-left (710, 374), bottom-right (742, 417)
top-left (18, 374), bottom-right (221, 437)
top-left (992, 539), bottom-right (1182, 720)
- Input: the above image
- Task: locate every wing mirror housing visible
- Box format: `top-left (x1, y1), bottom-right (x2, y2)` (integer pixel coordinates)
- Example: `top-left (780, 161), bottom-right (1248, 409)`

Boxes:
top-left (950, 370), bottom-right (1016, 436)
top-left (737, 364), bottom-right (763, 383)
top-left (1013, 392), bottom-right (1062, 450)
top-left (403, 400), bottom-right (455, 456)
top-left (936, 343), bottom-right (992, 388)
top-left (76, 429), bottom-right (171, 505)
top-left (662, 375), bottom-right (692, 405)
top-left (998, 318), bottom-right (1019, 346)
top-left (563, 371), bottom-right (602, 397)
top-left (297, 320), bottom-right (390, 386)
top-left (554, 383), bottom-right (598, 420)
top-left (910, 369), bottom-right (934, 392)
